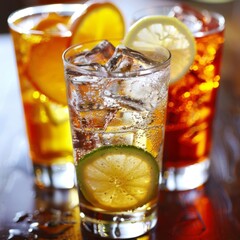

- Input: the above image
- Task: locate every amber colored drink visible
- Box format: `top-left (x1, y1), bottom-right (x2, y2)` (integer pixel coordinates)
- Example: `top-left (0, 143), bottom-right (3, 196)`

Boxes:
top-left (161, 5), bottom-right (225, 190)
top-left (164, 30), bottom-right (224, 168)
top-left (8, 5), bottom-right (79, 188)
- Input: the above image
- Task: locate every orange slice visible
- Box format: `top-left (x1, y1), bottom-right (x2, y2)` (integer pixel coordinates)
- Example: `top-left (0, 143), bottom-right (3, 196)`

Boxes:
top-left (28, 13), bottom-right (70, 105)
top-left (69, 0), bottom-right (125, 44)
top-left (28, 37), bottom-right (69, 105)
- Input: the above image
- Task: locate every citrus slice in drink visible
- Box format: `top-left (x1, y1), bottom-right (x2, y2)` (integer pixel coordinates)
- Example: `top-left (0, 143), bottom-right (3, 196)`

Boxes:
top-left (69, 0), bottom-right (125, 44)
top-left (123, 16), bottom-right (196, 84)
top-left (28, 37), bottom-right (69, 105)
top-left (27, 13), bottom-right (70, 105)
top-left (77, 145), bottom-right (159, 211)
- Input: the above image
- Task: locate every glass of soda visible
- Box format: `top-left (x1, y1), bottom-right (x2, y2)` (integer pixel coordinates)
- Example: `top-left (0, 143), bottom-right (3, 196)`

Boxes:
top-left (133, 2), bottom-right (225, 191)
top-left (63, 39), bottom-right (171, 238)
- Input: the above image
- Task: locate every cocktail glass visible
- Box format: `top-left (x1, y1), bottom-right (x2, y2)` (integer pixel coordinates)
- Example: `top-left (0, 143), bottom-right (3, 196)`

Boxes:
top-left (63, 39), bottom-right (171, 238)
top-left (7, 4), bottom-right (81, 188)
top-left (133, 2), bottom-right (225, 190)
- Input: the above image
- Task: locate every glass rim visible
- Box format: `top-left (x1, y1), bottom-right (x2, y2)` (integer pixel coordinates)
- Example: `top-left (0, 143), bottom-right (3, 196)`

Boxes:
top-left (62, 39), bottom-right (171, 78)
top-left (132, 2), bottom-right (225, 38)
top-left (7, 3), bottom-right (82, 36)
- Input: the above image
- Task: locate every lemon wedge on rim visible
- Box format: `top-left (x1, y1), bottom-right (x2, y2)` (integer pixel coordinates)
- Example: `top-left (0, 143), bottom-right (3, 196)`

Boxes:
top-left (123, 15), bottom-right (196, 84)
top-left (77, 145), bottom-right (159, 211)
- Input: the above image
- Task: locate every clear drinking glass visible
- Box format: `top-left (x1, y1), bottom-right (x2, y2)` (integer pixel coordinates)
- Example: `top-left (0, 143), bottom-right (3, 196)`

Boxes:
top-left (7, 4), bottom-right (82, 188)
top-left (63, 39), bottom-right (171, 238)
top-left (133, 2), bottom-right (225, 191)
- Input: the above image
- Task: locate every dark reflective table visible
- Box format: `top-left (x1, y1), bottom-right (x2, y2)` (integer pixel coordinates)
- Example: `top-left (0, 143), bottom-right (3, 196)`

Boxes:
top-left (0, 170), bottom-right (240, 239)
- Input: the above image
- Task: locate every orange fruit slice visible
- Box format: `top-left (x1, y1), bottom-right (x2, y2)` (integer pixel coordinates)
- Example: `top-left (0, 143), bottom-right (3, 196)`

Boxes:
top-left (28, 37), bottom-right (69, 105)
top-left (69, 0), bottom-right (125, 44)
top-left (28, 13), bottom-right (70, 105)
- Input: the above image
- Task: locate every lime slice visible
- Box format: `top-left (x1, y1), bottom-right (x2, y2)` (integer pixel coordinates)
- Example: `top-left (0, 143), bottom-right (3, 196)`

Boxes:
top-left (123, 16), bottom-right (196, 84)
top-left (77, 145), bottom-right (159, 211)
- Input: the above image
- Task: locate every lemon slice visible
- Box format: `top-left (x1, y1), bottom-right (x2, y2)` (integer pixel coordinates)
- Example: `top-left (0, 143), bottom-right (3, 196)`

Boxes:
top-left (123, 16), bottom-right (196, 84)
top-left (77, 145), bottom-right (159, 211)
top-left (69, 0), bottom-right (125, 45)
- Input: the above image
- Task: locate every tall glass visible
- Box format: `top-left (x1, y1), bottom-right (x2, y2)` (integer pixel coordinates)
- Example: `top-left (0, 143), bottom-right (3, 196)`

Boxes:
top-left (63, 40), bottom-right (171, 238)
top-left (7, 4), bottom-right (81, 188)
top-left (133, 2), bottom-right (225, 190)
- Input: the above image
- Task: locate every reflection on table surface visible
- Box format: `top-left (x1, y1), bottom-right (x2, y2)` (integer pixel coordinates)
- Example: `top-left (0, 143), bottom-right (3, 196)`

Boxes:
top-left (1, 0), bottom-right (240, 239)
top-left (0, 172), bottom-right (240, 239)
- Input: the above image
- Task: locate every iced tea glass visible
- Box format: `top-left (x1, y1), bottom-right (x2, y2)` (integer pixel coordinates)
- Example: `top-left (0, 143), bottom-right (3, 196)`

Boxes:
top-left (133, 3), bottom-right (225, 190)
top-left (63, 39), bottom-right (171, 238)
top-left (7, 4), bottom-right (81, 188)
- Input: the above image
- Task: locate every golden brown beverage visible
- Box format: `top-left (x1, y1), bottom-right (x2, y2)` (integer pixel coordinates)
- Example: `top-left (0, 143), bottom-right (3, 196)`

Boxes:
top-left (11, 15), bottom-right (72, 166)
top-left (160, 4), bottom-right (225, 190)
top-left (8, 5), bottom-right (77, 188)
top-left (164, 31), bottom-right (224, 168)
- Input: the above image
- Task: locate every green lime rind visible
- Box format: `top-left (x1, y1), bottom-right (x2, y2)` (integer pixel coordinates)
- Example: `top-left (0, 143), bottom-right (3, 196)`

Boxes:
top-left (76, 145), bottom-right (159, 211)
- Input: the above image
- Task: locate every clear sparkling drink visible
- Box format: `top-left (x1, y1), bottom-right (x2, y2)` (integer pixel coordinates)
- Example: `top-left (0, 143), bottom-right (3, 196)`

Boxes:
top-left (63, 40), bottom-right (171, 238)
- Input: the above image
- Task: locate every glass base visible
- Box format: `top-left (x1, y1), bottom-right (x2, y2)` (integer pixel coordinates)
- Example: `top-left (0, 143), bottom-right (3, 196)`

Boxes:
top-left (33, 162), bottom-right (76, 189)
top-left (160, 159), bottom-right (210, 191)
top-left (80, 204), bottom-right (158, 239)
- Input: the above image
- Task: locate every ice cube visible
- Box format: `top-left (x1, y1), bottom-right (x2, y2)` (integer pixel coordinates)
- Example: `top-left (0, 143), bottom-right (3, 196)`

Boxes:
top-left (103, 74), bottom-right (167, 112)
top-left (66, 63), bottom-right (106, 77)
top-left (67, 40), bottom-right (115, 75)
top-left (103, 46), bottom-right (168, 111)
top-left (85, 40), bottom-right (115, 65)
top-left (100, 132), bottom-right (134, 146)
top-left (106, 45), bottom-right (158, 73)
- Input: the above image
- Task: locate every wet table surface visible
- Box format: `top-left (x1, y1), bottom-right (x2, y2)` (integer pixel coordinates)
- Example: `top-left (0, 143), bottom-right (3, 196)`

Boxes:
top-left (0, 172), bottom-right (240, 240)
top-left (1, 0), bottom-right (240, 238)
